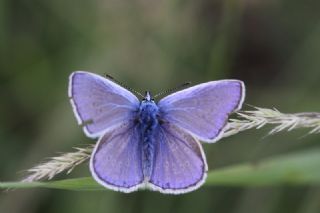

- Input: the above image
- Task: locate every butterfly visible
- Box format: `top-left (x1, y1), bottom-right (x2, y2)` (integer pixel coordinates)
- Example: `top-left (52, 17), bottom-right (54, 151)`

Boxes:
top-left (68, 71), bottom-right (245, 194)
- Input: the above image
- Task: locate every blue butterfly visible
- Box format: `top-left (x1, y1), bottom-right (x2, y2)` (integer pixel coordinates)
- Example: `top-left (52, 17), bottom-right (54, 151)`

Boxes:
top-left (69, 71), bottom-right (245, 194)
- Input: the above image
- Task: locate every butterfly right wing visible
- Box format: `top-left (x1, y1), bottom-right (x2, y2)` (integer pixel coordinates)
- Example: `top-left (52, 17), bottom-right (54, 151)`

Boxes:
top-left (69, 71), bottom-right (139, 138)
top-left (158, 80), bottom-right (244, 143)
top-left (148, 123), bottom-right (207, 194)
top-left (90, 122), bottom-right (145, 192)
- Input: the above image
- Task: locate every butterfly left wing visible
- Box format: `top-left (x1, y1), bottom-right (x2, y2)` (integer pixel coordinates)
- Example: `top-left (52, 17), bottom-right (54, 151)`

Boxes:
top-left (90, 122), bottom-right (145, 193)
top-left (158, 80), bottom-right (245, 143)
top-left (69, 71), bottom-right (139, 138)
top-left (148, 123), bottom-right (207, 194)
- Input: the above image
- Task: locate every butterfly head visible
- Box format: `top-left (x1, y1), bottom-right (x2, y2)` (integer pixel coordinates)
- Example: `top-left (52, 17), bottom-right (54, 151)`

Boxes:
top-left (142, 91), bottom-right (154, 102)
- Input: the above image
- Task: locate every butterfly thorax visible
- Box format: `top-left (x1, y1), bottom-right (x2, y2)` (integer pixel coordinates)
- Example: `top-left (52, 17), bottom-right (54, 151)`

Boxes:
top-left (137, 92), bottom-right (159, 180)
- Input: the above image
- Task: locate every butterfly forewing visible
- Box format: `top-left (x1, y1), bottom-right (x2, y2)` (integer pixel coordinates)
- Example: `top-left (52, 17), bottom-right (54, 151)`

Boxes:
top-left (158, 80), bottom-right (245, 142)
top-left (148, 123), bottom-right (207, 194)
top-left (90, 122), bottom-right (145, 192)
top-left (69, 71), bottom-right (139, 138)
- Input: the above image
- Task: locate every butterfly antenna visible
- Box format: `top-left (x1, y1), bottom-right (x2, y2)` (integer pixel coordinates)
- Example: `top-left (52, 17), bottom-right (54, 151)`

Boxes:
top-left (154, 81), bottom-right (191, 99)
top-left (105, 74), bottom-right (144, 98)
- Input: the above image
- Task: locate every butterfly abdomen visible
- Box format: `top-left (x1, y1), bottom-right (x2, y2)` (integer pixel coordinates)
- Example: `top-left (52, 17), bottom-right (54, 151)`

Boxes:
top-left (138, 101), bottom-right (159, 180)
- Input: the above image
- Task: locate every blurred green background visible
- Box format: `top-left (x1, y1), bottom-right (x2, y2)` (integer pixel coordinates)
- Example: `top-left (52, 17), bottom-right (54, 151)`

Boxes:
top-left (1, 0), bottom-right (320, 212)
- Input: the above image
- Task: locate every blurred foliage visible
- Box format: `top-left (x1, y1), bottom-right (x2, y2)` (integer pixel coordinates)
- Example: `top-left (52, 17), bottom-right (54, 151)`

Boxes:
top-left (1, 0), bottom-right (320, 213)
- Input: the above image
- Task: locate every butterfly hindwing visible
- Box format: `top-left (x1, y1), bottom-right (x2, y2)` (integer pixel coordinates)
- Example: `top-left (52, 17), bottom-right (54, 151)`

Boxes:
top-left (158, 80), bottom-right (245, 142)
top-left (148, 123), bottom-right (207, 194)
top-left (69, 71), bottom-right (139, 138)
top-left (90, 122), bottom-right (145, 192)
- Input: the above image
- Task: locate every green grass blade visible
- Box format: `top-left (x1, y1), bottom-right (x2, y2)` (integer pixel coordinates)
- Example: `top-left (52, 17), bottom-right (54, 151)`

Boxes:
top-left (206, 149), bottom-right (320, 186)
top-left (0, 177), bottom-right (102, 191)
top-left (2, 149), bottom-right (320, 191)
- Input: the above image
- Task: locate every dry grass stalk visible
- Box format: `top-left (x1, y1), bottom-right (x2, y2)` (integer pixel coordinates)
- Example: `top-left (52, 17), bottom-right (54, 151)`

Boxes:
top-left (223, 107), bottom-right (320, 138)
top-left (22, 146), bottom-right (93, 182)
